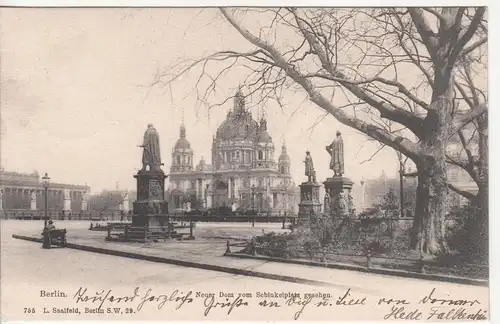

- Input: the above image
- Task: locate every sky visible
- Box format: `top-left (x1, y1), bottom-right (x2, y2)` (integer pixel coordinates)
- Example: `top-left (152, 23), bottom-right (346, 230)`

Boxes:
top-left (1, 8), bottom-right (406, 193)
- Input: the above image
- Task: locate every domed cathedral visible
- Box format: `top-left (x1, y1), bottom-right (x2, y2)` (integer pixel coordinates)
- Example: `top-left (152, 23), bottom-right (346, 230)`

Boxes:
top-left (167, 87), bottom-right (299, 214)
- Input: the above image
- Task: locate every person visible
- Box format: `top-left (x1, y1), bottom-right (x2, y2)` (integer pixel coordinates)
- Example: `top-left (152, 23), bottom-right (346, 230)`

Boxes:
top-left (45, 220), bottom-right (56, 231)
top-left (42, 220), bottom-right (56, 249)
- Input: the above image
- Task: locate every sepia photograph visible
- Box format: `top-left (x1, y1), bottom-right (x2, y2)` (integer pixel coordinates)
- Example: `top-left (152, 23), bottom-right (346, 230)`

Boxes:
top-left (0, 5), bottom-right (490, 321)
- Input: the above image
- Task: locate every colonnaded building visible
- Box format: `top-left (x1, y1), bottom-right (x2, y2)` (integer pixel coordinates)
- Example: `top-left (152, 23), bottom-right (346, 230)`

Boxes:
top-left (168, 89), bottom-right (299, 214)
top-left (0, 169), bottom-right (90, 213)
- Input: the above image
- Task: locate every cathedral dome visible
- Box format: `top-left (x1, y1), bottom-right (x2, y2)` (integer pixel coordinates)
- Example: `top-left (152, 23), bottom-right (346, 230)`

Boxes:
top-left (215, 88), bottom-right (260, 142)
top-left (174, 124), bottom-right (191, 149)
top-left (216, 113), bottom-right (259, 142)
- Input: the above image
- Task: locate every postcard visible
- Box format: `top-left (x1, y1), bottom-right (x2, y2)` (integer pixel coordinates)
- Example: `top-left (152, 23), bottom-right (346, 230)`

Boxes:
top-left (0, 6), bottom-right (489, 321)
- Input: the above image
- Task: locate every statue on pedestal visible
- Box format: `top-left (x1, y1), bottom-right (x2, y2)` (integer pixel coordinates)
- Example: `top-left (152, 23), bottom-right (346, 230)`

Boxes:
top-left (326, 131), bottom-right (344, 176)
top-left (138, 123), bottom-right (163, 172)
top-left (304, 151), bottom-right (315, 182)
top-left (31, 191), bottom-right (37, 202)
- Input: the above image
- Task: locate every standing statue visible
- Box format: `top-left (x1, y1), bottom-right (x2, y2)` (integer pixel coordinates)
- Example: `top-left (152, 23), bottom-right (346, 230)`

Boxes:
top-left (326, 131), bottom-right (345, 176)
top-left (31, 191), bottom-right (37, 201)
top-left (82, 191), bottom-right (89, 202)
top-left (324, 189), bottom-right (331, 213)
top-left (304, 151), bottom-right (315, 182)
top-left (348, 192), bottom-right (355, 214)
top-left (139, 123), bottom-right (163, 172)
top-left (336, 191), bottom-right (347, 214)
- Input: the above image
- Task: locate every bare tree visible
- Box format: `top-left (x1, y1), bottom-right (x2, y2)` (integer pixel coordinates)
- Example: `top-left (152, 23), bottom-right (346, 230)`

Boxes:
top-left (152, 7), bottom-right (487, 255)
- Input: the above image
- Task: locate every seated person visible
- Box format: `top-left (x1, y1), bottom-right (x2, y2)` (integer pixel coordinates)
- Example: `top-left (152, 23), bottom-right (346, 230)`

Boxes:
top-left (44, 220), bottom-right (56, 232)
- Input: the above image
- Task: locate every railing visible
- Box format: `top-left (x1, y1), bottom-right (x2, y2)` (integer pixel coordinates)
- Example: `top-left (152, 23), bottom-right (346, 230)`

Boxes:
top-left (106, 220), bottom-right (195, 242)
top-left (1, 209), bottom-right (296, 224)
top-left (223, 240), bottom-right (489, 278)
top-left (0, 210), bottom-right (132, 221)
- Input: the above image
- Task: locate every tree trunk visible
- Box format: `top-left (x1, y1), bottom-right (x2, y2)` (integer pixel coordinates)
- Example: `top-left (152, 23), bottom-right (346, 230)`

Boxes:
top-left (410, 158), bottom-right (450, 254)
top-left (472, 115), bottom-right (488, 259)
top-left (410, 57), bottom-right (453, 255)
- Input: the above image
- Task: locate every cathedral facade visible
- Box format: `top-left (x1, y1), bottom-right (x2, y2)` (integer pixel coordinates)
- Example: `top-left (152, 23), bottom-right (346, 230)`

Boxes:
top-left (167, 89), bottom-right (299, 214)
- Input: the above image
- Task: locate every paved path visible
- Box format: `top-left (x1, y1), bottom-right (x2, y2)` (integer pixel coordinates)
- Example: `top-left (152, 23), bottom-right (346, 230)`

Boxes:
top-left (2, 220), bottom-right (490, 321)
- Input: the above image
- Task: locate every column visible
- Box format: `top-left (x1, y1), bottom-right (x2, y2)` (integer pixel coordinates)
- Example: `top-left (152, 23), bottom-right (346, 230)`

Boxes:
top-left (30, 190), bottom-right (37, 210)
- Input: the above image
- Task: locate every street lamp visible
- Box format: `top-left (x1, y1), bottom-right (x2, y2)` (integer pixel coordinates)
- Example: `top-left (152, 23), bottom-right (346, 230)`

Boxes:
top-left (251, 184), bottom-right (256, 213)
top-left (42, 173), bottom-right (50, 228)
top-left (396, 151), bottom-right (405, 219)
top-left (205, 184), bottom-right (209, 210)
top-left (251, 184), bottom-right (256, 227)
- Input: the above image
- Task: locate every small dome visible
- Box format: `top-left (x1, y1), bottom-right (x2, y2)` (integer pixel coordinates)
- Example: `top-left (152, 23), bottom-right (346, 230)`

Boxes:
top-left (278, 143), bottom-right (290, 162)
top-left (257, 131), bottom-right (273, 143)
top-left (174, 124), bottom-right (191, 149)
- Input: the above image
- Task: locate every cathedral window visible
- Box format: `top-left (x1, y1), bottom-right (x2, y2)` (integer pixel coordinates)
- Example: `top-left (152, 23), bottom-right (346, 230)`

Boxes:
top-left (280, 166), bottom-right (285, 174)
top-left (176, 156), bottom-right (181, 165)
top-left (236, 150), bottom-right (240, 161)
top-left (258, 151), bottom-right (263, 160)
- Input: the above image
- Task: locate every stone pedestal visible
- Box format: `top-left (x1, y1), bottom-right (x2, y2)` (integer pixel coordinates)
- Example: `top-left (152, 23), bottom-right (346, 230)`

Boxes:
top-left (298, 181), bottom-right (321, 225)
top-left (81, 192), bottom-right (88, 211)
top-left (30, 191), bottom-right (37, 210)
top-left (63, 189), bottom-right (71, 219)
top-left (131, 170), bottom-right (169, 229)
top-left (324, 176), bottom-right (355, 219)
top-left (206, 191), bottom-right (213, 208)
top-left (123, 198), bottom-right (130, 213)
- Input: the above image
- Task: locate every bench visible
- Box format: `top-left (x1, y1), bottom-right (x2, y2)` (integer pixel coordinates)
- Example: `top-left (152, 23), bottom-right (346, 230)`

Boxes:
top-left (42, 229), bottom-right (67, 248)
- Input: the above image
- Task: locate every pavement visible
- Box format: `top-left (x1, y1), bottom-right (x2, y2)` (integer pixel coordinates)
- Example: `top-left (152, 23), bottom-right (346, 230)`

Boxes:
top-left (2, 220), bottom-right (491, 321)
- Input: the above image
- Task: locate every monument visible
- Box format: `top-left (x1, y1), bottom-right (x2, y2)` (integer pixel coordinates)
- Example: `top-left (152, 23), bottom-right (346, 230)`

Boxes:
top-left (126, 123), bottom-right (176, 242)
top-left (324, 131), bottom-right (355, 219)
top-left (298, 151), bottom-right (321, 225)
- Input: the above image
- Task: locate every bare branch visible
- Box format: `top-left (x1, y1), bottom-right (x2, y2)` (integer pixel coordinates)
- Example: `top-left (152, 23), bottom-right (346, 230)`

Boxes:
top-left (448, 183), bottom-right (477, 201)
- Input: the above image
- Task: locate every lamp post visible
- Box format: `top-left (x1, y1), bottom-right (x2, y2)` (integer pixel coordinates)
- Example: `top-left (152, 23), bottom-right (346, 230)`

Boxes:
top-left (396, 152), bottom-right (405, 219)
top-left (360, 180), bottom-right (365, 211)
top-left (251, 184), bottom-right (256, 213)
top-left (205, 184), bottom-right (209, 211)
top-left (284, 186), bottom-right (288, 225)
top-left (42, 173), bottom-right (50, 228)
top-left (251, 184), bottom-right (256, 227)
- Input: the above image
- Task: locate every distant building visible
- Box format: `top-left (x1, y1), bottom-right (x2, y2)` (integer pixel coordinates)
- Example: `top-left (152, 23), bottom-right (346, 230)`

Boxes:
top-left (0, 169), bottom-right (90, 211)
top-left (167, 88), bottom-right (299, 214)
